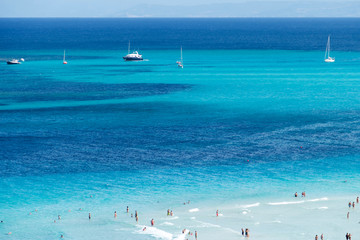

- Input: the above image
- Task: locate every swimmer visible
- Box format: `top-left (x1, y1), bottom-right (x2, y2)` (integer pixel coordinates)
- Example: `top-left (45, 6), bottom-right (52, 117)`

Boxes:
top-left (143, 227), bottom-right (146, 231)
top-left (58, 215), bottom-right (61, 220)
top-left (61, 234), bottom-right (64, 238)
top-left (216, 210), bottom-right (218, 217)
top-left (151, 218), bottom-right (154, 226)
top-left (79, 208), bottom-right (82, 211)
top-left (195, 231), bottom-right (198, 240)
top-left (295, 192), bottom-right (298, 197)
top-left (8, 232), bottom-right (12, 235)
top-left (89, 213), bottom-right (91, 220)
top-left (114, 211), bottom-right (117, 218)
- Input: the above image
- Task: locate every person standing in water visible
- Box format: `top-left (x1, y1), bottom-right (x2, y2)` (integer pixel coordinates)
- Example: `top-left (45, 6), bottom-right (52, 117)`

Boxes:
top-left (241, 228), bottom-right (244, 236)
top-left (151, 219), bottom-right (154, 226)
top-left (315, 235), bottom-right (318, 240)
top-left (357, 197), bottom-right (359, 204)
top-left (347, 212), bottom-right (350, 219)
top-left (295, 192), bottom-right (298, 197)
top-left (216, 210), bottom-right (218, 217)
top-left (136, 215), bottom-right (138, 222)
top-left (195, 231), bottom-right (198, 240)
top-left (88, 213), bottom-right (91, 220)
top-left (126, 206), bottom-right (129, 213)
top-left (321, 234), bottom-right (323, 240)
top-left (245, 228), bottom-right (249, 237)
top-left (114, 211), bottom-right (117, 218)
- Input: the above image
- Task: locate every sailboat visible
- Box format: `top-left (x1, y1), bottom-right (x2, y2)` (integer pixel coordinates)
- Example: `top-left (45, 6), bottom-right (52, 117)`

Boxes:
top-left (176, 46), bottom-right (183, 68)
top-left (123, 41), bottom-right (143, 61)
top-left (324, 35), bottom-right (335, 63)
top-left (63, 50), bottom-right (68, 64)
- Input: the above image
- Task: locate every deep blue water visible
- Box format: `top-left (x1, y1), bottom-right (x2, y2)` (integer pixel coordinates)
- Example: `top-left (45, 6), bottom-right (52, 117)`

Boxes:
top-left (1, 18), bottom-right (360, 178)
top-left (1, 18), bottom-right (360, 50)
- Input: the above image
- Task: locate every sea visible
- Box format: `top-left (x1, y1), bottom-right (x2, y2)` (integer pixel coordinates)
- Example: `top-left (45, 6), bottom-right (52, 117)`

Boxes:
top-left (0, 18), bottom-right (360, 240)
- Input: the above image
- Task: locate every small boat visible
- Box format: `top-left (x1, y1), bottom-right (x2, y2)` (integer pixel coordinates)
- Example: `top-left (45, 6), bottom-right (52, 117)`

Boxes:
top-left (176, 46), bottom-right (183, 68)
top-left (63, 50), bottom-right (67, 64)
top-left (7, 59), bottom-right (21, 65)
top-left (324, 35), bottom-right (335, 63)
top-left (20, 58), bottom-right (25, 62)
top-left (123, 41), bottom-right (143, 61)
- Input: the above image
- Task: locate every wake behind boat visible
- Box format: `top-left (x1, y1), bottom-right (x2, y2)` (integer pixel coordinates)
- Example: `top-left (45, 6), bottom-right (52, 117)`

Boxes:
top-left (123, 41), bottom-right (143, 61)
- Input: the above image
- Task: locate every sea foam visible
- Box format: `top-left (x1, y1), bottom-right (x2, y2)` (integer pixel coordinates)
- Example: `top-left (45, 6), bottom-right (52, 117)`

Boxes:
top-left (173, 229), bottom-right (190, 240)
top-left (189, 208), bottom-right (199, 212)
top-left (137, 226), bottom-right (173, 240)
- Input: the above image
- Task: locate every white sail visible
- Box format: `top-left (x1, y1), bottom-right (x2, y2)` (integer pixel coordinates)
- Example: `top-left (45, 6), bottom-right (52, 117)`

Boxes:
top-left (177, 46), bottom-right (183, 68)
top-left (324, 35), bottom-right (335, 62)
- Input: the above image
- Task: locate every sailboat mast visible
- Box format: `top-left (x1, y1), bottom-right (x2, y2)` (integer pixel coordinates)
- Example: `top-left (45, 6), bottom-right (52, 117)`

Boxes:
top-left (328, 36), bottom-right (331, 59)
top-left (63, 50), bottom-right (66, 62)
top-left (180, 46), bottom-right (183, 63)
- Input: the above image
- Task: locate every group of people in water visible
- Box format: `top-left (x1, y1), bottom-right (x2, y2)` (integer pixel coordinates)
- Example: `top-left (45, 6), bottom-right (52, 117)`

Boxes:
top-left (167, 209), bottom-right (174, 216)
top-left (314, 233), bottom-right (324, 240)
top-left (241, 228), bottom-right (250, 237)
top-left (294, 191), bottom-right (306, 197)
top-left (345, 233), bottom-right (352, 240)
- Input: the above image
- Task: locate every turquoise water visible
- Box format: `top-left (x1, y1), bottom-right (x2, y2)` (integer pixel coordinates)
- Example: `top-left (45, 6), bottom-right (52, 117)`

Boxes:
top-left (2, 18), bottom-right (360, 240)
top-left (1, 48), bottom-right (360, 239)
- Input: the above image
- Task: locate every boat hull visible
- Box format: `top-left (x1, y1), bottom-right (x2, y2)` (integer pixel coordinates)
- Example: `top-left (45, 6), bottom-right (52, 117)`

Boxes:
top-left (325, 58), bottom-right (335, 63)
top-left (7, 61), bottom-right (20, 65)
top-left (123, 57), bottom-right (143, 61)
